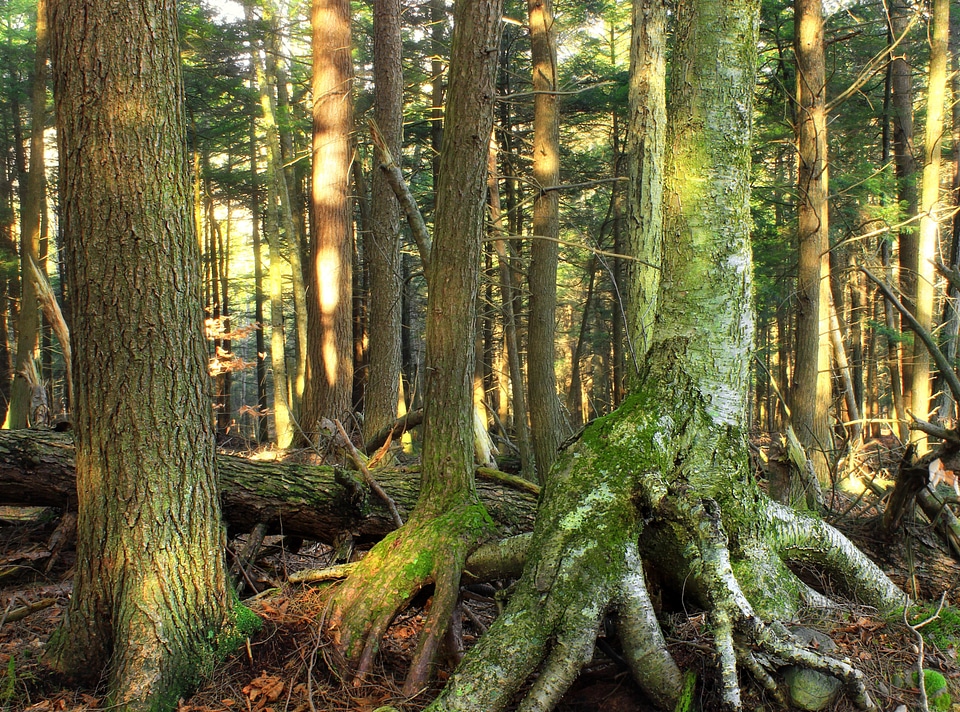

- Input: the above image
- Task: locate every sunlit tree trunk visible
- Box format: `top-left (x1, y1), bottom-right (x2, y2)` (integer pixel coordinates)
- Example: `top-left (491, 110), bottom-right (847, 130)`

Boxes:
top-left (302, 0), bottom-right (355, 438)
top-left (364, 0), bottom-right (403, 440)
top-left (5, 0), bottom-right (47, 429)
top-left (246, 2), bottom-right (294, 448)
top-left (891, 0), bottom-right (920, 413)
top-left (526, 0), bottom-right (563, 480)
top-left (249, 95), bottom-right (269, 444)
top-left (792, 0), bottom-right (833, 483)
top-left (44, 0), bottom-right (231, 706)
top-left (910, 0), bottom-right (949, 452)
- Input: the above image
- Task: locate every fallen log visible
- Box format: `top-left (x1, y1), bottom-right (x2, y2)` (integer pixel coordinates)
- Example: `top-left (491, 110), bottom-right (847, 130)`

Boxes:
top-left (0, 430), bottom-right (537, 544)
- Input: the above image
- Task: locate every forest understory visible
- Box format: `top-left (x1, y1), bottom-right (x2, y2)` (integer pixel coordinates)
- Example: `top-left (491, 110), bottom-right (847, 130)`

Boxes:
top-left (3, 434), bottom-right (960, 712)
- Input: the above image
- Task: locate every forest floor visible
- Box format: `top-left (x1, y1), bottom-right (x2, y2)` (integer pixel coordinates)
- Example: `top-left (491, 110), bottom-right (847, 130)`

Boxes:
top-left (3, 434), bottom-right (960, 712)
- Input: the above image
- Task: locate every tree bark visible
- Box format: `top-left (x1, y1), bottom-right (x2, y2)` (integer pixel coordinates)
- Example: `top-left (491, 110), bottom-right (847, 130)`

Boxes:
top-left (792, 0), bottom-right (833, 483)
top-left (891, 0), bottom-right (920, 414)
top-left (45, 0), bottom-right (231, 706)
top-left (363, 0), bottom-right (404, 440)
top-left (911, 0), bottom-right (950, 452)
top-left (526, 0), bottom-right (563, 481)
top-left (0, 430), bottom-right (537, 544)
top-left (302, 0), bottom-right (356, 437)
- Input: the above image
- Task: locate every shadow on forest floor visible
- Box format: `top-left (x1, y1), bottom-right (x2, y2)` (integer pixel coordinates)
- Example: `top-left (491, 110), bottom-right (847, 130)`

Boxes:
top-left (2, 435), bottom-right (960, 712)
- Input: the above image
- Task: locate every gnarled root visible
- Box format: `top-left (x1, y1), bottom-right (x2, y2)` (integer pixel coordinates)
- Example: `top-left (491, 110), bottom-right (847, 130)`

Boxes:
top-left (326, 501), bottom-right (493, 696)
top-left (675, 495), bottom-right (879, 711)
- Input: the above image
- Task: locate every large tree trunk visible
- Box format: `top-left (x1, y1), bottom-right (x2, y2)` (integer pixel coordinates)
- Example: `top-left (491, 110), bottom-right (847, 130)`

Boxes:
top-left (44, 0), bottom-right (232, 707)
top-left (0, 430), bottom-right (537, 545)
top-left (301, 0), bottom-right (356, 436)
top-left (423, 2), bottom-right (903, 711)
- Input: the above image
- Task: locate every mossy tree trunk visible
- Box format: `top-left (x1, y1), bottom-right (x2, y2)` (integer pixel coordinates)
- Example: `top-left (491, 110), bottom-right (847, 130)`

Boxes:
top-left (44, 0), bottom-right (232, 709)
top-left (325, 0), bottom-right (503, 695)
top-left (425, 1), bottom-right (903, 710)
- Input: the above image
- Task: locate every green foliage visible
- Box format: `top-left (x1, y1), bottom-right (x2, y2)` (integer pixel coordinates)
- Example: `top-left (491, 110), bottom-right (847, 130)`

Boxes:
top-left (0, 655), bottom-right (15, 710)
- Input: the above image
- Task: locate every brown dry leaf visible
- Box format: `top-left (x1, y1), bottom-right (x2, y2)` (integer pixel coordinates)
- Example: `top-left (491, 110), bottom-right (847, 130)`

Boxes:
top-left (221, 700), bottom-right (235, 707)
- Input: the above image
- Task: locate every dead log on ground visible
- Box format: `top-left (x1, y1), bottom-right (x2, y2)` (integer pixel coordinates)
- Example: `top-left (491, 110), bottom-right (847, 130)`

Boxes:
top-left (0, 430), bottom-right (536, 544)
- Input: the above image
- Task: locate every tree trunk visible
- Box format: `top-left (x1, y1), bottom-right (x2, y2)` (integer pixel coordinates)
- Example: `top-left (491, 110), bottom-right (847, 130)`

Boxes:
top-left (302, 0), bottom-right (355, 437)
top-left (911, 0), bottom-right (949, 452)
top-left (45, 0), bottom-right (231, 707)
top-left (249, 105), bottom-right (269, 444)
top-left (526, 0), bottom-right (563, 481)
top-left (424, 3), bottom-right (903, 711)
top-left (0, 430), bottom-right (537, 546)
top-left (5, 0), bottom-right (47, 430)
top-left (891, 0), bottom-right (920, 414)
top-left (792, 0), bottom-right (833, 483)
top-left (363, 0), bottom-right (404, 440)
top-left (246, 1), bottom-right (294, 448)
top-left (488, 141), bottom-right (535, 479)
top-left (325, 0), bottom-right (503, 695)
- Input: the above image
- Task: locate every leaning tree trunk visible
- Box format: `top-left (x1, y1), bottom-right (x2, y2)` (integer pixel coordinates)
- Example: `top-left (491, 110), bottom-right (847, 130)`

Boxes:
top-left (44, 0), bottom-right (232, 708)
top-left (424, 2), bottom-right (903, 711)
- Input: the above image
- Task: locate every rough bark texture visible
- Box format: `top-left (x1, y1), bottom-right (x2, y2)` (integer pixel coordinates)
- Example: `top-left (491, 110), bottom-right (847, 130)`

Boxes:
top-left (0, 430), bottom-right (537, 544)
top-left (526, 0), bottom-right (563, 481)
top-left (623, 0), bottom-right (665, 373)
top-left (302, 0), bottom-right (355, 437)
top-left (45, 1), bottom-right (231, 707)
top-left (425, 2), bottom-right (903, 711)
top-left (326, 0), bottom-right (503, 695)
top-left (792, 0), bottom-right (833, 483)
top-left (363, 0), bottom-right (404, 440)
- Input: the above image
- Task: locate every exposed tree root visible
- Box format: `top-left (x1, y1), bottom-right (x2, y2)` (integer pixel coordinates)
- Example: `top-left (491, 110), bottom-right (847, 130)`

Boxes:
top-left (326, 502), bottom-right (494, 696)
top-left (423, 392), bottom-right (905, 712)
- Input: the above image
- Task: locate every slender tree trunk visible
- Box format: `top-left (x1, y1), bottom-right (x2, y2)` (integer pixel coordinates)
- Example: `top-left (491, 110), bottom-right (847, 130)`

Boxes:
top-left (45, 0), bottom-right (231, 706)
top-left (302, 0), bottom-right (355, 437)
top-left (364, 0), bottom-right (404, 440)
top-left (567, 254), bottom-right (598, 429)
top-left (5, 0), bottom-right (47, 429)
top-left (891, 0), bottom-right (920, 412)
top-left (910, 0), bottom-right (949, 452)
top-left (250, 106), bottom-right (269, 444)
top-left (246, 2), bottom-right (294, 448)
top-left (938, 13), bottom-right (960, 424)
top-left (882, 51), bottom-right (909, 440)
top-left (488, 141), bottom-right (534, 479)
top-left (792, 0), bottom-right (833, 483)
top-left (261, 5), bottom-right (309, 413)
top-left (623, 0), bottom-right (666, 380)
top-left (526, 0), bottom-right (563, 481)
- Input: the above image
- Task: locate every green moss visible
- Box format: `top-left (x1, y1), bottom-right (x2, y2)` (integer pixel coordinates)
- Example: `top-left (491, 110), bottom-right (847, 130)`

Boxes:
top-left (898, 604), bottom-right (960, 650)
top-left (912, 669), bottom-right (951, 710)
top-left (215, 602), bottom-right (263, 659)
top-left (673, 669), bottom-right (697, 712)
